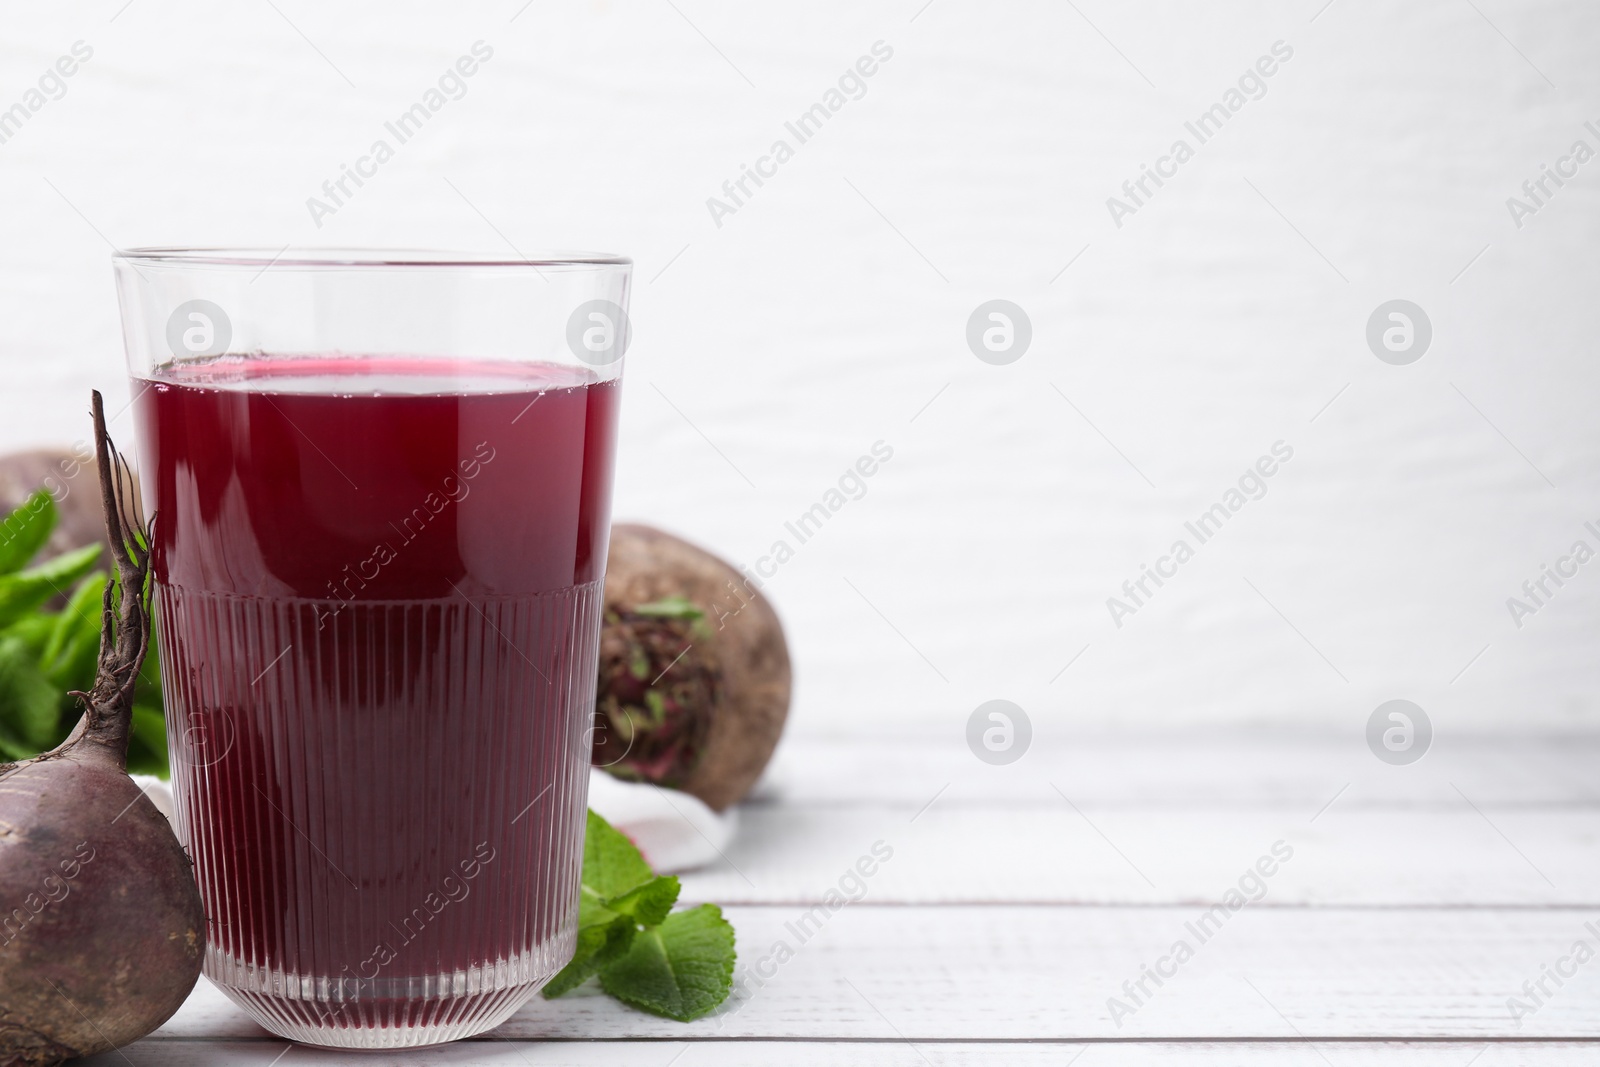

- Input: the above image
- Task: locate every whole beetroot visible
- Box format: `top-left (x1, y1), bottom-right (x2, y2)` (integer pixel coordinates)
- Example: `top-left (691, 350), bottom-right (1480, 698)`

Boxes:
top-left (593, 524), bottom-right (791, 811)
top-left (0, 393), bottom-right (204, 1066)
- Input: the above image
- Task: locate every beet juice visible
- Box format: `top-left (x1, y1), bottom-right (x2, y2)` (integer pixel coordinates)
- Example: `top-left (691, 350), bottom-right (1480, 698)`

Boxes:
top-left (133, 356), bottom-right (617, 1045)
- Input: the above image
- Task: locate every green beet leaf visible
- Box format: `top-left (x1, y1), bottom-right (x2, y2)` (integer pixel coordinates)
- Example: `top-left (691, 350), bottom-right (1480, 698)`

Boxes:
top-left (0, 493), bottom-right (169, 776)
top-left (0, 718), bottom-right (32, 763)
top-left (3, 612), bottom-right (57, 660)
top-left (0, 543), bottom-right (102, 630)
top-left (0, 490), bottom-right (57, 575)
top-left (127, 703), bottom-right (169, 777)
top-left (129, 640), bottom-right (169, 778)
top-left (41, 574), bottom-right (106, 692)
top-left (599, 903), bottom-right (736, 1022)
top-left (0, 636), bottom-right (62, 751)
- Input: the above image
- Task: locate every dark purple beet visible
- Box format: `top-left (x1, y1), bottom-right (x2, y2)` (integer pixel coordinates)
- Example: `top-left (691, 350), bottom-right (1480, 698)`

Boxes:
top-left (0, 393), bottom-right (203, 1066)
top-left (593, 524), bottom-right (791, 811)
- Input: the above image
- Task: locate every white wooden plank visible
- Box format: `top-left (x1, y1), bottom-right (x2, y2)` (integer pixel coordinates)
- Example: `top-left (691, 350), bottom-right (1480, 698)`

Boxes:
top-left (679, 803), bottom-right (1600, 905)
top-left (144, 906), bottom-right (1600, 1042)
top-left (84, 736), bottom-right (1600, 1061)
top-left (80, 1040), bottom-right (1600, 1066)
top-left (759, 734), bottom-right (1600, 805)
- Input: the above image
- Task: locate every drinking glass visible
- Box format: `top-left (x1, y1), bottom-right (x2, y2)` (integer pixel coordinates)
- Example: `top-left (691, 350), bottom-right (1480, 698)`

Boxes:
top-left (113, 248), bottom-right (630, 1049)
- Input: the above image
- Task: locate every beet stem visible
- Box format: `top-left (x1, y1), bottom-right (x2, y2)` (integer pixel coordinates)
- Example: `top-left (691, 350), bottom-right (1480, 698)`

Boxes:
top-left (69, 390), bottom-right (153, 764)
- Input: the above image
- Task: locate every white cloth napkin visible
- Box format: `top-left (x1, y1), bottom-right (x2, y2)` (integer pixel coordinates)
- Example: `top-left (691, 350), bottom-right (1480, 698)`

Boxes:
top-left (586, 770), bottom-right (738, 875)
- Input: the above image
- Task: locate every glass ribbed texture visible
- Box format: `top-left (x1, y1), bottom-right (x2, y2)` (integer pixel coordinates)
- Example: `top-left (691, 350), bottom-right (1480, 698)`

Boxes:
top-left (158, 581), bottom-right (600, 1048)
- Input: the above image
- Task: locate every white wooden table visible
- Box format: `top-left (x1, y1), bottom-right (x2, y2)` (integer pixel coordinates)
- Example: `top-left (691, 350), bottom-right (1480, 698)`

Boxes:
top-left (87, 734), bottom-right (1600, 1064)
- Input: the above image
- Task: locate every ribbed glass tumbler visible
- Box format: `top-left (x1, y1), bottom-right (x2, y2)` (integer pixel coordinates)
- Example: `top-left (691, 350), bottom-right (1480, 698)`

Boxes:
top-left (114, 248), bottom-right (630, 1049)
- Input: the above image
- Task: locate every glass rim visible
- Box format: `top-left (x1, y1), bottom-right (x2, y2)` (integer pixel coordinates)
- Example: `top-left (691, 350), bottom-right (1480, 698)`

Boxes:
top-left (112, 246), bottom-right (632, 270)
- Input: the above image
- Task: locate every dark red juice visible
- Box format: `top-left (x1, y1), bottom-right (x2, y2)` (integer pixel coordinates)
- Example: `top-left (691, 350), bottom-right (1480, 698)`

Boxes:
top-left (134, 356), bottom-right (617, 1039)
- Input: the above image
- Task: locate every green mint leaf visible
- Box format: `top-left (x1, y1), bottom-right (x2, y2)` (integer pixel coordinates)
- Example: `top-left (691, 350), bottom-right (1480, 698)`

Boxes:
top-left (543, 911), bottom-right (636, 999)
top-left (603, 874), bottom-right (681, 928)
top-left (0, 490), bottom-right (57, 575)
top-left (581, 808), bottom-right (654, 900)
top-left (544, 870), bottom-right (653, 1000)
top-left (0, 544), bottom-right (102, 630)
top-left (543, 811), bottom-right (736, 1018)
top-left (632, 596), bottom-right (704, 621)
top-left (599, 903), bottom-right (736, 1021)
top-left (0, 636), bottom-right (62, 750)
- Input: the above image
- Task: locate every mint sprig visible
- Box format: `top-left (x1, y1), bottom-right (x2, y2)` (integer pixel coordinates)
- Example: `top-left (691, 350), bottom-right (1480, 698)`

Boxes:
top-left (544, 809), bottom-right (736, 1021)
top-left (599, 904), bottom-right (736, 1020)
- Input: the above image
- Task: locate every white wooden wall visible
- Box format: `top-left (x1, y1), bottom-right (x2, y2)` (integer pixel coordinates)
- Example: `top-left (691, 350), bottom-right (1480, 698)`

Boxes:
top-left (2, 0), bottom-right (1597, 734)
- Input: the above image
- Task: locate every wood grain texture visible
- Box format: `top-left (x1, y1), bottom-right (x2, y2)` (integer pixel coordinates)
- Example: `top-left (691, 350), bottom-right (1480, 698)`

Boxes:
top-left (77, 1042), bottom-right (1600, 1066)
top-left (683, 737), bottom-right (1600, 905)
top-left (761, 735), bottom-right (1600, 805)
top-left (681, 804), bottom-right (1600, 905)
top-left (139, 905), bottom-right (1600, 1041)
top-left (77, 735), bottom-right (1600, 1061)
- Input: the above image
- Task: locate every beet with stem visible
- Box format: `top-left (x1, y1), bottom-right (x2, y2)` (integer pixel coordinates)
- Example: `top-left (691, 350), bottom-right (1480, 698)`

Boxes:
top-left (594, 524), bottom-right (791, 811)
top-left (0, 393), bottom-right (204, 1066)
